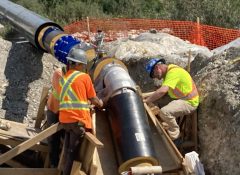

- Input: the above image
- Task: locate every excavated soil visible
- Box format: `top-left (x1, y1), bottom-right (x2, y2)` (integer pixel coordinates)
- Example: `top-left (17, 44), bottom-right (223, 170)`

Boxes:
top-left (191, 48), bottom-right (240, 175)
top-left (0, 35), bottom-right (239, 174)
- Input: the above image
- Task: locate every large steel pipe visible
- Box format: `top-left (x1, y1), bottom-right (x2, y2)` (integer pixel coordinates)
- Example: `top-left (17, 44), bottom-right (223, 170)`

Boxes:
top-left (109, 90), bottom-right (158, 173)
top-left (0, 0), bottom-right (82, 64)
top-left (0, 0), bottom-right (62, 49)
top-left (91, 58), bottom-right (158, 173)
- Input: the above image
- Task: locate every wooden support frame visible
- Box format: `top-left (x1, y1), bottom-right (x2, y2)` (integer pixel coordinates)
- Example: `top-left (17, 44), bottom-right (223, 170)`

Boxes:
top-left (0, 168), bottom-right (58, 175)
top-left (0, 137), bottom-right (48, 152)
top-left (180, 111), bottom-right (198, 152)
top-left (144, 103), bottom-right (192, 174)
top-left (0, 123), bottom-right (62, 165)
top-left (79, 132), bottom-right (104, 174)
top-left (144, 103), bottom-right (183, 161)
top-left (35, 86), bottom-right (49, 128)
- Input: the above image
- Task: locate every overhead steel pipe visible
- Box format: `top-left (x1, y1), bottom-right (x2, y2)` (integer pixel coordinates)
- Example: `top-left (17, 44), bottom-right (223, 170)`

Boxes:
top-left (0, 0), bottom-right (81, 64)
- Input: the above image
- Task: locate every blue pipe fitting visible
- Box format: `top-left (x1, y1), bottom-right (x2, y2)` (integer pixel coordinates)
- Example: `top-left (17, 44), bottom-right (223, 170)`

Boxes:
top-left (54, 35), bottom-right (81, 64)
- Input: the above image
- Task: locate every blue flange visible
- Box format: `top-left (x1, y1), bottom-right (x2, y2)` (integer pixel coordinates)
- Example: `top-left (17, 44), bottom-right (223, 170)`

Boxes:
top-left (54, 35), bottom-right (81, 64)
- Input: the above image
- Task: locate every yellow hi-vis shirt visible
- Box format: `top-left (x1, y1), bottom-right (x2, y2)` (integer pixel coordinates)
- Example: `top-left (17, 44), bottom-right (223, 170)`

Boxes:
top-left (162, 64), bottom-right (199, 107)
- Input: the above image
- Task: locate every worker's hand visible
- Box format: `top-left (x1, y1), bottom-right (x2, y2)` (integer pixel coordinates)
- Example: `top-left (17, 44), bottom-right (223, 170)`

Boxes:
top-left (90, 99), bottom-right (106, 112)
top-left (98, 99), bottom-right (104, 108)
top-left (142, 95), bottom-right (150, 104)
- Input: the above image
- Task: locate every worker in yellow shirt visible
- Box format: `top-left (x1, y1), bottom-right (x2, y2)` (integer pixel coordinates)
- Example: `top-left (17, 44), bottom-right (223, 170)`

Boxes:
top-left (144, 58), bottom-right (199, 140)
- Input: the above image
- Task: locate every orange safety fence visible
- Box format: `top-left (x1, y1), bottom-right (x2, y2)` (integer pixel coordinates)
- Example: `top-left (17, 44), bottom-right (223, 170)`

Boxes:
top-left (64, 18), bottom-right (240, 50)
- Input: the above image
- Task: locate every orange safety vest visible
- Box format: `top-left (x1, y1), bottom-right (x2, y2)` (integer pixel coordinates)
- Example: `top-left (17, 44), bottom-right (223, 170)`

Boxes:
top-left (59, 70), bottom-right (94, 128)
top-left (47, 68), bottom-right (64, 113)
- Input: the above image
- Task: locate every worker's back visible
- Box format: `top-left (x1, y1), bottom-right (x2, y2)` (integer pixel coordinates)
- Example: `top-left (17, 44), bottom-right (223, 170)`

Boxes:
top-left (47, 68), bottom-right (63, 113)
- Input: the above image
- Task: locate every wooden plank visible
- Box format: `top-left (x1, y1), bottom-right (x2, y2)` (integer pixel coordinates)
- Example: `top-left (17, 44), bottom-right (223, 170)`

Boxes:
top-left (82, 141), bottom-right (95, 173)
top-left (0, 123), bottom-right (62, 165)
top-left (144, 103), bottom-right (183, 162)
top-left (0, 119), bottom-right (41, 139)
top-left (35, 86), bottom-right (49, 128)
top-left (5, 158), bottom-right (28, 168)
top-left (0, 168), bottom-right (58, 175)
top-left (142, 91), bottom-right (154, 98)
top-left (0, 137), bottom-right (48, 152)
top-left (90, 111), bottom-right (99, 175)
top-left (90, 163), bottom-right (98, 175)
top-left (85, 132), bottom-right (104, 148)
top-left (70, 161), bottom-right (82, 175)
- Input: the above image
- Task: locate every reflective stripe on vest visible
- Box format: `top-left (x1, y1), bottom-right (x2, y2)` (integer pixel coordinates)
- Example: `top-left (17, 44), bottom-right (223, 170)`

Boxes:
top-left (60, 71), bottom-right (90, 110)
top-left (50, 67), bottom-right (67, 101)
top-left (168, 66), bottom-right (198, 100)
top-left (52, 88), bottom-right (59, 100)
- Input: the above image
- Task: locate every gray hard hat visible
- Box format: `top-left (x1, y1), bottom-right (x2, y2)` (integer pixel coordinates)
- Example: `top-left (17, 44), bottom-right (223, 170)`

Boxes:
top-left (66, 48), bottom-right (87, 65)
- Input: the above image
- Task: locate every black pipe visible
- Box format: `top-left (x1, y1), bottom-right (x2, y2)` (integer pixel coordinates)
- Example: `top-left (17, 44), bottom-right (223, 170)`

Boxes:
top-left (108, 90), bottom-right (158, 173)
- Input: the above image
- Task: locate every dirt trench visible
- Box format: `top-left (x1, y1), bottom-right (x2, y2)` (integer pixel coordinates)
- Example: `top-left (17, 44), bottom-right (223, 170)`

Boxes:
top-left (0, 36), bottom-right (239, 174)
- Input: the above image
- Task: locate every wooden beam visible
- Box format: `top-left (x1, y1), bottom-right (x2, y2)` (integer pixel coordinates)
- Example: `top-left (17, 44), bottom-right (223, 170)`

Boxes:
top-left (35, 86), bottom-right (49, 128)
top-left (82, 141), bottom-right (95, 173)
top-left (85, 132), bottom-right (104, 148)
top-left (0, 168), bottom-right (58, 175)
top-left (5, 158), bottom-right (28, 168)
top-left (70, 161), bottom-right (82, 175)
top-left (144, 103), bottom-right (183, 160)
top-left (142, 91), bottom-right (154, 98)
top-left (0, 123), bottom-right (62, 165)
top-left (0, 138), bottom-right (48, 152)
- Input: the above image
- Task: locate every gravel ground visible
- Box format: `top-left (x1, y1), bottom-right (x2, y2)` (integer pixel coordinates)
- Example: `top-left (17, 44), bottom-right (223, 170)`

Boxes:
top-left (0, 37), bottom-right (63, 126)
top-left (0, 35), bottom-right (239, 174)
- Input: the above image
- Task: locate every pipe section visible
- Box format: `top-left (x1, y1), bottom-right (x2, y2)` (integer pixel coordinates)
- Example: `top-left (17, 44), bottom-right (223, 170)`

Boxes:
top-left (91, 58), bottom-right (158, 173)
top-left (0, 0), bottom-right (81, 64)
top-left (109, 90), bottom-right (158, 173)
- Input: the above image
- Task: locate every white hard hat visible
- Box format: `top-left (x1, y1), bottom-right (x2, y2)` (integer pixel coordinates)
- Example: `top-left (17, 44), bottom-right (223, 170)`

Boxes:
top-left (66, 48), bottom-right (87, 65)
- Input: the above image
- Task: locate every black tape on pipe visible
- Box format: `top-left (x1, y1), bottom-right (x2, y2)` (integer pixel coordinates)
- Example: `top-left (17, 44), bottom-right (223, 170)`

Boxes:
top-left (108, 90), bottom-right (158, 166)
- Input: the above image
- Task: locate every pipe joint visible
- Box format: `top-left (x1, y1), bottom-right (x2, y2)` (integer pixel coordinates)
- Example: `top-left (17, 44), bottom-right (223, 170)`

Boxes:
top-left (53, 35), bottom-right (81, 64)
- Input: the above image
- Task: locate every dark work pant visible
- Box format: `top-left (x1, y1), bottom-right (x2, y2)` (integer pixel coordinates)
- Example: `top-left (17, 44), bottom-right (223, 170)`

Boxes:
top-left (62, 122), bottom-right (85, 175)
top-left (46, 110), bottom-right (64, 167)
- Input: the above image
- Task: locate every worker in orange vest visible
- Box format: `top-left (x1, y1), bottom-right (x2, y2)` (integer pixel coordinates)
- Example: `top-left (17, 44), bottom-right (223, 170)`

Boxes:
top-left (144, 58), bottom-right (199, 140)
top-left (46, 66), bottom-right (66, 168)
top-left (59, 47), bottom-right (103, 175)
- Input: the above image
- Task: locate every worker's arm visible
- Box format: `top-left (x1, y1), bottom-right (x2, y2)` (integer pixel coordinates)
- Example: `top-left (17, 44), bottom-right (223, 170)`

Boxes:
top-left (89, 96), bottom-right (103, 108)
top-left (144, 85), bottom-right (169, 103)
